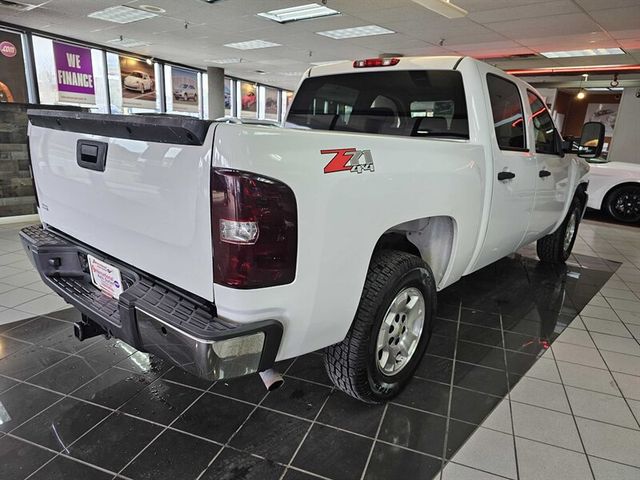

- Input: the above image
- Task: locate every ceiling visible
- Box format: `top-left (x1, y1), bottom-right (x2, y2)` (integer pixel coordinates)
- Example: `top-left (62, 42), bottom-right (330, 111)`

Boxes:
top-left (1, 0), bottom-right (639, 89)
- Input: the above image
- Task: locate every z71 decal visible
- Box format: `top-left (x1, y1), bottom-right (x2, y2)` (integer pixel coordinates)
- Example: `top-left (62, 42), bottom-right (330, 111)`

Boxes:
top-left (321, 148), bottom-right (375, 174)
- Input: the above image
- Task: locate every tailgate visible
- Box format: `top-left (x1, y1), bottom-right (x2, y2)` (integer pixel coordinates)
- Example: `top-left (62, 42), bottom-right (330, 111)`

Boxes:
top-left (28, 110), bottom-right (215, 301)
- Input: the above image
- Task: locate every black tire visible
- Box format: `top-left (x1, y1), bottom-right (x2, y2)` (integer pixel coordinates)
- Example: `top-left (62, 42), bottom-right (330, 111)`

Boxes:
top-left (604, 185), bottom-right (640, 224)
top-left (324, 250), bottom-right (436, 403)
top-left (536, 196), bottom-right (582, 264)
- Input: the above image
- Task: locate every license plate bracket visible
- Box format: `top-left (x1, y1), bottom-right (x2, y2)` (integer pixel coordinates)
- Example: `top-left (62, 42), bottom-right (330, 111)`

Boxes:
top-left (87, 254), bottom-right (124, 299)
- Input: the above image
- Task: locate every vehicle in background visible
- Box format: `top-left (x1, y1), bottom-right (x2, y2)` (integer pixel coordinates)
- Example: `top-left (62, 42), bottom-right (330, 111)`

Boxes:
top-left (173, 83), bottom-right (198, 102)
top-left (123, 71), bottom-right (154, 93)
top-left (586, 157), bottom-right (640, 223)
top-left (23, 56), bottom-right (604, 403)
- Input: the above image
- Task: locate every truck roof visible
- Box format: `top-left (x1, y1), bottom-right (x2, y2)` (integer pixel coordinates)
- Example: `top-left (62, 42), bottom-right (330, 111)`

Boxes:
top-left (307, 56), bottom-right (465, 78)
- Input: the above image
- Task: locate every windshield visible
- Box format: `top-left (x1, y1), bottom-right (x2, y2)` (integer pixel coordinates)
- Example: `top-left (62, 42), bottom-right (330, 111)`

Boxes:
top-left (287, 70), bottom-right (469, 138)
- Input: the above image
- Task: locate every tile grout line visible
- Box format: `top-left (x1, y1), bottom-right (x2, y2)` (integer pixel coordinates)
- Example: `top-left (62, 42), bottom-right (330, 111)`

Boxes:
top-left (358, 403), bottom-right (388, 480)
top-left (438, 301), bottom-right (462, 479)
top-left (498, 310), bottom-right (520, 480)
top-left (548, 345), bottom-right (596, 480)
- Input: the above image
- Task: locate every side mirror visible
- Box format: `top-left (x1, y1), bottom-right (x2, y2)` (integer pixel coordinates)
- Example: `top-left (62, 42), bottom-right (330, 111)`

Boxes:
top-left (577, 121), bottom-right (605, 159)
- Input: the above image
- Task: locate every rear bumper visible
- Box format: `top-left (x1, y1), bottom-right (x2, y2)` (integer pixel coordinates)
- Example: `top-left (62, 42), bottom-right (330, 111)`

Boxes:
top-left (20, 225), bottom-right (282, 381)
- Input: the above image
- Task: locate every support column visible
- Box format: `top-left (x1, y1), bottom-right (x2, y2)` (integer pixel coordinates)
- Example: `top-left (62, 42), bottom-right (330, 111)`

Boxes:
top-left (206, 66), bottom-right (225, 120)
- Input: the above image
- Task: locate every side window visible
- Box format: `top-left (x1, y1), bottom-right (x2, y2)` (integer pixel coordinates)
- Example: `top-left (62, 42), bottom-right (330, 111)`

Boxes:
top-left (527, 91), bottom-right (559, 155)
top-left (486, 74), bottom-right (526, 151)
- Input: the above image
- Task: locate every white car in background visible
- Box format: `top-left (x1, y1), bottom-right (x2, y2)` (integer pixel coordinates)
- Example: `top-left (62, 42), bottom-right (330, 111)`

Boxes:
top-left (586, 158), bottom-right (640, 223)
top-left (123, 71), bottom-right (154, 93)
top-left (173, 83), bottom-right (198, 102)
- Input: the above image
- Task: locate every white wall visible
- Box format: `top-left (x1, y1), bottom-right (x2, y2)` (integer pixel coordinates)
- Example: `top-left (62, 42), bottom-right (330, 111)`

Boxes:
top-left (608, 87), bottom-right (640, 164)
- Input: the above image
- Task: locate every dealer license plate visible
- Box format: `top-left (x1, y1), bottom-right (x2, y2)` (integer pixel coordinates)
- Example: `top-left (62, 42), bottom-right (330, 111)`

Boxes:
top-left (87, 254), bottom-right (124, 299)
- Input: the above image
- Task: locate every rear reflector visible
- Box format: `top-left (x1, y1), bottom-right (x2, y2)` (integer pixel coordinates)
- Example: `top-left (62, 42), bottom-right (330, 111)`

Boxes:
top-left (211, 169), bottom-right (297, 289)
top-left (353, 58), bottom-right (400, 68)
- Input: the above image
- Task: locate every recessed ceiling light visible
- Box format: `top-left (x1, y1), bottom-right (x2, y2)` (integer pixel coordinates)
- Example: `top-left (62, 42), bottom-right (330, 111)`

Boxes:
top-left (107, 37), bottom-right (151, 48)
top-left (224, 40), bottom-right (281, 50)
top-left (258, 3), bottom-right (340, 23)
top-left (540, 48), bottom-right (625, 58)
top-left (205, 58), bottom-right (243, 64)
top-left (316, 25), bottom-right (395, 40)
top-left (138, 5), bottom-right (166, 14)
top-left (411, 0), bottom-right (467, 19)
top-left (89, 6), bottom-right (158, 24)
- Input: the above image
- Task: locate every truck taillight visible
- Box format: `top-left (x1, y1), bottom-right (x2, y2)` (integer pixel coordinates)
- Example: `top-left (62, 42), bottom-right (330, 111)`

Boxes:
top-left (211, 169), bottom-right (297, 289)
top-left (353, 58), bottom-right (400, 68)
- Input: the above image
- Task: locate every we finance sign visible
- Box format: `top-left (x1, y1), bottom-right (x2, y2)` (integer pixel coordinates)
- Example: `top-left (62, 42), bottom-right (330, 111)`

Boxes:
top-left (53, 41), bottom-right (95, 105)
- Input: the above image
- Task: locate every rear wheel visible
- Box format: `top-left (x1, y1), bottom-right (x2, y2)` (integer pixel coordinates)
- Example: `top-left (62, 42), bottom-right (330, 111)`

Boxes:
top-left (536, 196), bottom-right (582, 264)
top-left (604, 185), bottom-right (640, 224)
top-left (324, 250), bottom-right (436, 403)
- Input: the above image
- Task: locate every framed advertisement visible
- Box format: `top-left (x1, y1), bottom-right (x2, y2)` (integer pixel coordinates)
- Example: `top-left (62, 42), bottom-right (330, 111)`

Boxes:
top-left (264, 86), bottom-right (279, 120)
top-left (171, 67), bottom-right (198, 113)
top-left (0, 30), bottom-right (28, 103)
top-left (119, 56), bottom-right (156, 108)
top-left (584, 103), bottom-right (618, 137)
top-left (240, 81), bottom-right (257, 118)
top-left (53, 41), bottom-right (95, 105)
top-left (224, 77), bottom-right (232, 117)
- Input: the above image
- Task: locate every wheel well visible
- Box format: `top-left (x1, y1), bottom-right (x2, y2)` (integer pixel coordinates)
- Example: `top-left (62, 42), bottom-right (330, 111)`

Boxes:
top-left (601, 182), bottom-right (640, 210)
top-left (374, 216), bottom-right (455, 287)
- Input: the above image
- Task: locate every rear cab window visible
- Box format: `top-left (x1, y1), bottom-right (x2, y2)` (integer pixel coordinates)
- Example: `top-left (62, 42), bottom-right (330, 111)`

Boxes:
top-left (486, 74), bottom-right (526, 151)
top-left (286, 70), bottom-right (469, 139)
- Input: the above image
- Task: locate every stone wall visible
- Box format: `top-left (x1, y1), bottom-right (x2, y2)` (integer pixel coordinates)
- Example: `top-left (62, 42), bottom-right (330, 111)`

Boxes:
top-left (0, 103), bottom-right (35, 217)
top-left (0, 103), bottom-right (87, 218)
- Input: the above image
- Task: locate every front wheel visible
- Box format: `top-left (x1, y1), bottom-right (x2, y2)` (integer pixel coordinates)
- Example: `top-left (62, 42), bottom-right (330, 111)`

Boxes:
top-left (324, 250), bottom-right (436, 403)
top-left (604, 185), bottom-right (640, 224)
top-left (536, 196), bottom-right (582, 264)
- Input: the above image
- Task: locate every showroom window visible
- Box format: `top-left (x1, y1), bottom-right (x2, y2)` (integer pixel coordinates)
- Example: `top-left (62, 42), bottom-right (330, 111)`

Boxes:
top-left (106, 52), bottom-right (161, 114)
top-left (486, 74), bottom-right (526, 151)
top-left (287, 70), bottom-right (469, 138)
top-left (32, 36), bottom-right (109, 113)
top-left (527, 90), bottom-right (560, 155)
top-left (164, 65), bottom-right (201, 118)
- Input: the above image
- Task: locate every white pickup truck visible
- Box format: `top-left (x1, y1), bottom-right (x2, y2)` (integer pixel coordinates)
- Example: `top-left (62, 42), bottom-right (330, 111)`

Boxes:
top-left (22, 56), bottom-right (604, 403)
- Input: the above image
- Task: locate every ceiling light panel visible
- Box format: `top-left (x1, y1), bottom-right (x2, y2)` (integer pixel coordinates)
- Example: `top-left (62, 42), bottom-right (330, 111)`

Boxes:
top-left (205, 58), bottom-right (243, 64)
top-left (258, 3), bottom-right (340, 23)
top-left (540, 48), bottom-right (625, 58)
top-left (316, 25), bottom-right (395, 40)
top-left (412, 0), bottom-right (468, 19)
top-left (224, 40), bottom-right (282, 50)
top-left (107, 38), bottom-right (151, 48)
top-left (89, 6), bottom-right (158, 24)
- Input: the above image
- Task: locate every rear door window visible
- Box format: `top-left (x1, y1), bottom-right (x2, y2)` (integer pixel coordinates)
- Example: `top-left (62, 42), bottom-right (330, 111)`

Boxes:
top-left (287, 70), bottom-right (469, 139)
top-left (486, 74), bottom-right (526, 151)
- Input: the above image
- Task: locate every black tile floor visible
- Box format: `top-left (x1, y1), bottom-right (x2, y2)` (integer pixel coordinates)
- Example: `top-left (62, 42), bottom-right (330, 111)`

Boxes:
top-left (0, 251), bottom-right (617, 480)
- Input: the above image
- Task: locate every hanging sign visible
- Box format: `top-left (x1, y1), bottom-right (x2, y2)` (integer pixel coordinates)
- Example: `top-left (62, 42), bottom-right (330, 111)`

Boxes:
top-left (53, 41), bottom-right (96, 104)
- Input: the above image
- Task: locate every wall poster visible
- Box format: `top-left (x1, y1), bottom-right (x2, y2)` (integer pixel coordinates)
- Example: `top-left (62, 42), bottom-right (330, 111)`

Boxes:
top-left (0, 30), bottom-right (28, 103)
top-left (119, 56), bottom-right (156, 108)
top-left (171, 67), bottom-right (198, 113)
top-left (53, 41), bottom-right (95, 104)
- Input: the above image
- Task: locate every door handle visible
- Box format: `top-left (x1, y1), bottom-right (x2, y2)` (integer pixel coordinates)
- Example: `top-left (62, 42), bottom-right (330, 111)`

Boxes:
top-left (497, 171), bottom-right (516, 181)
top-left (539, 170), bottom-right (551, 178)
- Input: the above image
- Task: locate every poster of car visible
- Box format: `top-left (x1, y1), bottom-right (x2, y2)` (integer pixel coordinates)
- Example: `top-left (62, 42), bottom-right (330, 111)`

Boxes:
top-left (0, 30), bottom-right (28, 103)
top-left (53, 41), bottom-right (95, 105)
top-left (584, 103), bottom-right (618, 137)
top-left (264, 86), bottom-right (279, 120)
top-left (240, 82), bottom-right (257, 118)
top-left (172, 67), bottom-right (198, 113)
top-left (119, 56), bottom-right (156, 108)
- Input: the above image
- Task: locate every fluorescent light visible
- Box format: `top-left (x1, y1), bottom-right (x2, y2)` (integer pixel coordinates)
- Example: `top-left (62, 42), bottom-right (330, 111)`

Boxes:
top-left (88, 6), bottom-right (158, 24)
top-left (586, 87), bottom-right (623, 92)
top-left (412, 0), bottom-right (467, 19)
top-left (205, 58), bottom-right (243, 64)
top-left (107, 38), bottom-right (151, 48)
top-left (540, 48), bottom-right (625, 58)
top-left (224, 40), bottom-right (282, 50)
top-left (258, 3), bottom-right (340, 23)
top-left (316, 25), bottom-right (395, 40)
